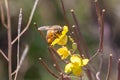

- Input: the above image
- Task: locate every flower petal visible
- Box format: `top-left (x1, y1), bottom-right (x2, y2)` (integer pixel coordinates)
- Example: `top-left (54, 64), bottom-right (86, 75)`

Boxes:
top-left (65, 63), bottom-right (73, 73)
top-left (82, 59), bottom-right (89, 66)
top-left (51, 26), bottom-right (68, 46)
top-left (70, 54), bottom-right (82, 64)
top-left (57, 35), bottom-right (68, 45)
top-left (57, 46), bottom-right (70, 59)
top-left (72, 64), bottom-right (82, 76)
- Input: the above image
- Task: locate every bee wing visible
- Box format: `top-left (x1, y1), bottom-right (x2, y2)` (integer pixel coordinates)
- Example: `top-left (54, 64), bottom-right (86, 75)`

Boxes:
top-left (38, 26), bottom-right (51, 30)
top-left (38, 25), bottom-right (61, 30)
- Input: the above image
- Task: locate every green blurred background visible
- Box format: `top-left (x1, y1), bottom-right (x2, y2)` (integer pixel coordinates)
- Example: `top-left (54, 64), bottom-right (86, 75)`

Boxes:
top-left (0, 0), bottom-right (120, 80)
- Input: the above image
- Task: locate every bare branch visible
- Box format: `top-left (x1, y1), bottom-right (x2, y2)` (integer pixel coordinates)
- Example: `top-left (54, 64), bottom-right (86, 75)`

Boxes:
top-left (17, 8), bottom-right (22, 67)
top-left (50, 47), bottom-right (68, 64)
top-left (0, 49), bottom-right (9, 61)
top-left (96, 72), bottom-right (100, 80)
top-left (0, 5), bottom-right (8, 28)
top-left (11, 0), bottom-right (39, 45)
top-left (34, 22), bottom-right (46, 41)
top-left (48, 47), bottom-right (62, 72)
top-left (117, 59), bottom-right (120, 80)
top-left (95, 0), bottom-right (105, 52)
top-left (14, 45), bottom-right (29, 80)
top-left (4, 0), bottom-right (12, 80)
top-left (60, 0), bottom-right (70, 28)
top-left (96, 54), bottom-right (103, 80)
top-left (89, 51), bottom-right (99, 62)
top-left (106, 54), bottom-right (112, 80)
top-left (70, 9), bottom-right (90, 58)
top-left (39, 58), bottom-right (59, 79)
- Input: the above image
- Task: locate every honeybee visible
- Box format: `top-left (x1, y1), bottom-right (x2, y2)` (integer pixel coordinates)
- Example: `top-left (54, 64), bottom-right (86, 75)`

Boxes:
top-left (38, 25), bottom-right (63, 44)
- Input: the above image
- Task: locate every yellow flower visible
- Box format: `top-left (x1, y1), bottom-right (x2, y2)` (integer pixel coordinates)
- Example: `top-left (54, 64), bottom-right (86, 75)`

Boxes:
top-left (70, 54), bottom-right (89, 66)
top-left (72, 64), bottom-right (82, 76)
top-left (65, 62), bottom-right (83, 76)
top-left (57, 46), bottom-right (70, 60)
top-left (82, 59), bottom-right (89, 66)
top-left (51, 26), bottom-right (68, 46)
top-left (65, 63), bottom-right (73, 73)
top-left (64, 54), bottom-right (89, 76)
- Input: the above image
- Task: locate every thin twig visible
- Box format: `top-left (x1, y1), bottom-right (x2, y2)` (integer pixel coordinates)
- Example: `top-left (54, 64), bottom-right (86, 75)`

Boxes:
top-left (89, 51), bottom-right (99, 62)
top-left (39, 58), bottom-right (59, 79)
top-left (98, 9), bottom-right (105, 52)
top-left (90, 0), bottom-right (105, 62)
top-left (60, 0), bottom-right (70, 29)
top-left (50, 47), bottom-right (68, 64)
top-left (34, 22), bottom-right (46, 41)
top-left (96, 53), bottom-right (103, 80)
top-left (17, 8), bottom-right (22, 66)
top-left (0, 49), bottom-right (9, 61)
top-left (11, 0), bottom-right (39, 45)
top-left (106, 54), bottom-right (112, 80)
top-left (86, 68), bottom-right (93, 80)
top-left (48, 47), bottom-right (62, 72)
top-left (95, 0), bottom-right (105, 53)
top-left (4, 0), bottom-right (12, 80)
top-left (0, 5), bottom-right (8, 28)
top-left (70, 9), bottom-right (90, 58)
top-left (14, 45), bottom-right (29, 80)
top-left (117, 59), bottom-right (120, 80)
top-left (96, 72), bottom-right (100, 80)
top-left (72, 25), bottom-right (83, 56)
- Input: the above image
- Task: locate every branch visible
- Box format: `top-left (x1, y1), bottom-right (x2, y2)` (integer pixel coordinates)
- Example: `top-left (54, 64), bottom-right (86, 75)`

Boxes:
top-left (48, 47), bottom-right (62, 72)
top-left (96, 53), bottom-right (103, 80)
top-left (14, 45), bottom-right (29, 80)
top-left (95, 0), bottom-right (105, 52)
top-left (39, 58), bottom-right (59, 79)
top-left (17, 8), bottom-right (22, 66)
top-left (50, 47), bottom-right (68, 64)
top-left (0, 49), bottom-right (9, 61)
top-left (106, 54), bottom-right (112, 80)
top-left (60, 0), bottom-right (70, 28)
top-left (34, 22), bottom-right (46, 41)
top-left (70, 9), bottom-right (90, 58)
top-left (117, 59), bottom-right (120, 80)
top-left (96, 72), bottom-right (100, 80)
top-left (11, 0), bottom-right (39, 45)
top-left (0, 5), bottom-right (8, 28)
top-left (4, 0), bottom-right (12, 80)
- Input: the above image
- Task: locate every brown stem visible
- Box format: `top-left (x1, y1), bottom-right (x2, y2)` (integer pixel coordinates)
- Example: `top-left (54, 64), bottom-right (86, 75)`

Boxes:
top-left (4, 0), bottom-right (12, 80)
top-left (5, 0), bottom-right (12, 80)
top-left (0, 49), bottom-right (9, 61)
top-left (17, 8), bottom-right (22, 67)
top-left (95, 0), bottom-right (105, 53)
top-left (96, 53), bottom-right (103, 80)
top-left (72, 25), bottom-right (83, 56)
top-left (98, 9), bottom-right (105, 52)
top-left (48, 47), bottom-right (62, 72)
top-left (70, 9), bottom-right (90, 58)
top-left (39, 58), bottom-right (59, 79)
top-left (117, 59), bottom-right (120, 80)
top-left (86, 68), bottom-right (93, 80)
top-left (14, 45), bottom-right (29, 80)
top-left (34, 22), bottom-right (46, 41)
top-left (89, 51), bottom-right (99, 62)
top-left (106, 54), bottom-right (112, 80)
top-left (50, 47), bottom-right (68, 63)
top-left (11, 0), bottom-right (39, 45)
top-left (95, 0), bottom-right (101, 18)
top-left (0, 5), bottom-right (8, 28)
top-left (60, 0), bottom-right (70, 29)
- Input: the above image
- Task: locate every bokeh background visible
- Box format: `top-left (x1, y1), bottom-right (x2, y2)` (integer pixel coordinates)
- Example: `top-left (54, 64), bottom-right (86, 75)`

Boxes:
top-left (0, 0), bottom-right (120, 80)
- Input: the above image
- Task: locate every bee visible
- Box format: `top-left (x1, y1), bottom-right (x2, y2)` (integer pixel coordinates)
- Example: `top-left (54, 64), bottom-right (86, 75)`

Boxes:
top-left (38, 25), bottom-right (63, 44)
